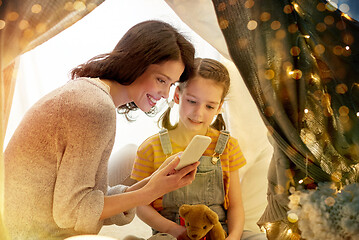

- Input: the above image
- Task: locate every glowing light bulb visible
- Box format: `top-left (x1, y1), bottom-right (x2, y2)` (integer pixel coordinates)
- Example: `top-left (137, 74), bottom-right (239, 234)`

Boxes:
top-left (342, 13), bottom-right (353, 21)
top-left (345, 46), bottom-right (350, 50)
top-left (304, 109), bottom-right (309, 113)
top-left (293, 3), bottom-right (299, 12)
top-left (287, 213), bottom-right (299, 223)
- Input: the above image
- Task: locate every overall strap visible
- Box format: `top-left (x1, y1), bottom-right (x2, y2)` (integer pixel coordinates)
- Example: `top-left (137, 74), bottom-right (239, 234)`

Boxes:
top-left (159, 129), bottom-right (172, 155)
top-left (212, 130), bottom-right (230, 164)
top-left (215, 130), bottom-right (230, 155)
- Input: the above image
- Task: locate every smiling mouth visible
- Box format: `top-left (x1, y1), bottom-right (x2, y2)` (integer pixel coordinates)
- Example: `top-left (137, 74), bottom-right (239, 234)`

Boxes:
top-left (147, 94), bottom-right (158, 106)
top-left (189, 118), bottom-right (202, 124)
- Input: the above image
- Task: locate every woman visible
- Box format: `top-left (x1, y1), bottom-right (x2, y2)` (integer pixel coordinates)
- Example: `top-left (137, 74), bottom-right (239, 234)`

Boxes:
top-left (4, 20), bottom-right (198, 239)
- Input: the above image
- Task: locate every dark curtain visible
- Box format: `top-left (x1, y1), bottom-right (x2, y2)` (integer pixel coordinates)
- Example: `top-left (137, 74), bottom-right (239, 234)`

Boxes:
top-left (211, 0), bottom-right (359, 239)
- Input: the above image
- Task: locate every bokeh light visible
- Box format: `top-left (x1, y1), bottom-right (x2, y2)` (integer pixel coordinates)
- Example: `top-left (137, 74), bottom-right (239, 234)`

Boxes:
top-left (247, 20), bottom-right (257, 30)
top-left (31, 4), bottom-right (42, 13)
top-left (0, 20), bottom-right (5, 30)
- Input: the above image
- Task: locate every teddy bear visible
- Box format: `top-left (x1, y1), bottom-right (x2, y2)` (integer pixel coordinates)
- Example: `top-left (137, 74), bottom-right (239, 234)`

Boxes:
top-left (179, 204), bottom-right (227, 240)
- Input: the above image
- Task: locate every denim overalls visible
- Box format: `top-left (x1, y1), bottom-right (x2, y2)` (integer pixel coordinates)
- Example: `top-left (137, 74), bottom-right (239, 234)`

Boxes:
top-left (155, 129), bottom-right (230, 235)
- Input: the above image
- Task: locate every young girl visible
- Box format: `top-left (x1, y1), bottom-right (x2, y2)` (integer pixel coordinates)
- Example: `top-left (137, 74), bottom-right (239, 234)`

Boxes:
top-left (131, 58), bottom-right (267, 240)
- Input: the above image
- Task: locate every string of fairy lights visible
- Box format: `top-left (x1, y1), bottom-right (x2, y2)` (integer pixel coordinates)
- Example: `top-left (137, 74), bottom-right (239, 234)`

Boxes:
top-left (282, 1), bottom-right (356, 238)
top-left (232, 0), bottom-right (358, 238)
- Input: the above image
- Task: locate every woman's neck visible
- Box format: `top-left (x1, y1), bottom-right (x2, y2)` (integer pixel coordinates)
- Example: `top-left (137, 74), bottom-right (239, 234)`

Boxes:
top-left (101, 79), bottom-right (130, 107)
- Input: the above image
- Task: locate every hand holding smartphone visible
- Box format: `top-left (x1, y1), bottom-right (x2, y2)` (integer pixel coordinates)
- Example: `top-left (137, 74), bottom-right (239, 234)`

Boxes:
top-left (174, 135), bottom-right (212, 170)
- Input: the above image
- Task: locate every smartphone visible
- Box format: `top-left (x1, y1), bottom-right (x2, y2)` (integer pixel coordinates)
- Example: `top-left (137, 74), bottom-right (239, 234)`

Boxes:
top-left (174, 135), bottom-right (212, 170)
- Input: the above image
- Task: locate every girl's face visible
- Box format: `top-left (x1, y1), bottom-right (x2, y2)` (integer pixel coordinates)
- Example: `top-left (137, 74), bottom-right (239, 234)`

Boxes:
top-left (176, 76), bottom-right (224, 132)
top-left (130, 60), bottom-right (185, 112)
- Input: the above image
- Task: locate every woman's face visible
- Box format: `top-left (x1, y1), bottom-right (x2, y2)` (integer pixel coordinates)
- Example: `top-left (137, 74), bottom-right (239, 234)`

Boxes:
top-left (130, 60), bottom-right (185, 112)
top-left (176, 76), bottom-right (223, 133)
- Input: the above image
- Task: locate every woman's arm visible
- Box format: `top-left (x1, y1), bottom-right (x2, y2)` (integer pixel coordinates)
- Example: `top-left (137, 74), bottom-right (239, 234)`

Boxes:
top-left (52, 95), bottom-right (116, 233)
top-left (137, 205), bottom-right (189, 239)
top-left (100, 157), bottom-right (199, 220)
top-left (226, 169), bottom-right (245, 240)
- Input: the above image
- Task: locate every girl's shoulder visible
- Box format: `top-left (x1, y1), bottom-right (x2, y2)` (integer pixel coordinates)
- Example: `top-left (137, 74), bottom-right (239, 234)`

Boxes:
top-left (137, 132), bottom-right (162, 151)
top-left (207, 127), bottom-right (240, 148)
top-left (207, 127), bottom-right (237, 140)
top-left (206, 127), bottom-right (220, 138)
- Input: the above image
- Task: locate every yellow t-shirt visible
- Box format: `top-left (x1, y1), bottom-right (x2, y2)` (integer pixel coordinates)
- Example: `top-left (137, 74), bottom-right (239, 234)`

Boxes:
top-left (131, 127), bottom-right (246, 210)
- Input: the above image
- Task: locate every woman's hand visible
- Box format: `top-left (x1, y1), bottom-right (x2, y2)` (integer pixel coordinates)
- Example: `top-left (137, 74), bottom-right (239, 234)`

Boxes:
top-left (144, 155), bottom-right (199, 202)
top-left (156, 152), bottom-right (181, 172)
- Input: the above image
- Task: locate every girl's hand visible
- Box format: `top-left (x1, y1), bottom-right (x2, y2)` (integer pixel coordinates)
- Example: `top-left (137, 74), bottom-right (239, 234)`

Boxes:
top-left (226, 235), bottom-right (241, 240)
top-left (168, 224), bottom-right (191, 240)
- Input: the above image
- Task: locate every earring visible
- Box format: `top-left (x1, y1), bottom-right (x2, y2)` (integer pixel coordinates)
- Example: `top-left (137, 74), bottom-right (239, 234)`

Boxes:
top-left (167, 99), bottom-right (174, 108)
top-left (219, 106), bottom-right (225, 114)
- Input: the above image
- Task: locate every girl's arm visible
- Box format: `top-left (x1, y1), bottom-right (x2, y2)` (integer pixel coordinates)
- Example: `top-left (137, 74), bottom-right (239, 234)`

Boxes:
top-left (226, 169), bottom-right (245, 240)
top-left (137, 205), bottom-right (189, 239)
top-left (100, 157), bottom-right (199, 220)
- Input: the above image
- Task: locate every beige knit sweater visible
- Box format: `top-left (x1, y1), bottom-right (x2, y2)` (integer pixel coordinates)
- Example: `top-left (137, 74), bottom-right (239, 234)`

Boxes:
top-left (4, 78), bottom-right (134, 239)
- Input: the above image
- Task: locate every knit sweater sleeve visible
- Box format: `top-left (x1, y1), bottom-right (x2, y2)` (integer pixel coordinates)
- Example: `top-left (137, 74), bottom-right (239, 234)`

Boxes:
top-left (52, 84), bottom-right (115, 234)
top-left (103, 185), bottom-right (136, 226)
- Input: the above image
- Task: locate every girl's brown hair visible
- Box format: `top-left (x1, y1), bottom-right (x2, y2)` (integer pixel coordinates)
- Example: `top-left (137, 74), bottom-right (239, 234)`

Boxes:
top-left (158, 57), bottom-right (230, 130)
top-left (71, 20), bottom-right (195, 118)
